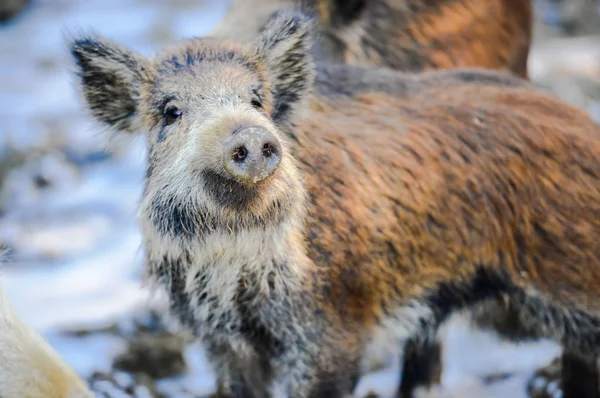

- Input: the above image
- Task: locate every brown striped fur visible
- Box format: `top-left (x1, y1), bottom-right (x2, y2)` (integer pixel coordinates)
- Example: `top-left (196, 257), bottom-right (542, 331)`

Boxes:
top-left (70, 9), bottom-right (600, 398)
top-left (209, 0), bottom-right (532, 78)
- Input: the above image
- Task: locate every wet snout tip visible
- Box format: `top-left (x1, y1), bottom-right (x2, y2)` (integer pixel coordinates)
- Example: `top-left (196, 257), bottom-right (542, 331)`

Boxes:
top-left (223, 125), bottom-right (282, 184)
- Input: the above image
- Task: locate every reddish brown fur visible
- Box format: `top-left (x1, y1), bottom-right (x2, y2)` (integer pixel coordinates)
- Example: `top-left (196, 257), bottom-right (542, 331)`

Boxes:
top-left (302, 71), bottom-right (599, 321)
top-left (298, 67), bottom-right (600, 397)
top-left (308, 67), bottom-right (600, 396)
top-left (317, 0), bottom-right (532, 77)
top-left (211, 0), bottom-right (532, 78)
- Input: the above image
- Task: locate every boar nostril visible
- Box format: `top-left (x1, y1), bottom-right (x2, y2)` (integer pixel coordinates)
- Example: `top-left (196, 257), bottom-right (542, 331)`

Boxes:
top-left (232, 146), bottom-right (248, 163)
top-left (262, 143), bottom-right (275, 158)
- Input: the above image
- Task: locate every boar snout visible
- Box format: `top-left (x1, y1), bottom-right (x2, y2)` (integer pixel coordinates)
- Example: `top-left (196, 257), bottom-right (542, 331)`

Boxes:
top-left (224, 126), bottom-right (282, 184)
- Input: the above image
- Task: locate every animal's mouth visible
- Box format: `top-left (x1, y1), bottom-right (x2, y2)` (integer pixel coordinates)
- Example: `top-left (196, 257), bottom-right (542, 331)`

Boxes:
top-left (201, 168), bottom-right (262, 210)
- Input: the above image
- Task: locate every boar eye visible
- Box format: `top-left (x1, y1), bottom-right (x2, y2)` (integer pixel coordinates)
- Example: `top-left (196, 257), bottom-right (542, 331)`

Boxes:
top-left (251, 98), bottom-right (263, 110)
top-left (164, 105), bottom-right (182, 125)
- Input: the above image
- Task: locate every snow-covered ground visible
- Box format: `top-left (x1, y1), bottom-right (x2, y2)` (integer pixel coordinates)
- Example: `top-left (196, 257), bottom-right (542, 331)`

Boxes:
top-left (0, 1), bottom-right (598, 397)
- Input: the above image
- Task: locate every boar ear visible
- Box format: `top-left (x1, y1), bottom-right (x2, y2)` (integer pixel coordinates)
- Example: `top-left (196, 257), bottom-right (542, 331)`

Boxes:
top-left (70, 35), bottom-right (152, 133)
top-left (254, 9), bottom-right (315, 122)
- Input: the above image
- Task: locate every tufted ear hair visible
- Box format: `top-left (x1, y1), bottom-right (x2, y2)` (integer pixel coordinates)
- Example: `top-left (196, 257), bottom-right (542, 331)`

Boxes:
top-left (70, 35), bottom-right (153, 133)
top-left (254, 9), bottom-right (316, 122)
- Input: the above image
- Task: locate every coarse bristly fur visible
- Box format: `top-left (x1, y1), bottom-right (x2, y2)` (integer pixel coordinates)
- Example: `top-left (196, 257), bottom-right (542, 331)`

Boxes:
top-left (0, 250), bottom-right (93, 398)
top-left (209, 0), bottom-right (532, 78)
top-left (70, 8), bottom-right (600, 398)
top-left (210, 0), bottom-right (536, 395)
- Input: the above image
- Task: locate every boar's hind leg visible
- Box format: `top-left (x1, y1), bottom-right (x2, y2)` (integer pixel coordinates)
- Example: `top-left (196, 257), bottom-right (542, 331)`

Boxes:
top-left (396, 284), bottom-right (600, 398)
top-left (527, 353), bottom-right (600, 398)
top-left (560, 352), bottom-right (600, 398)
top-left (396, 338), bottom-right (442, 398)
top-left (476, 297), bottom-right (600, 398)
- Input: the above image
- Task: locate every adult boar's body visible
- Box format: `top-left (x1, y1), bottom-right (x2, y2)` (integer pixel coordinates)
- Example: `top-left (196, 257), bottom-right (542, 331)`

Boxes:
top-left (70, 10), bottom-right (600, 398)
top-left (210, 0), bottom-right (532, 78)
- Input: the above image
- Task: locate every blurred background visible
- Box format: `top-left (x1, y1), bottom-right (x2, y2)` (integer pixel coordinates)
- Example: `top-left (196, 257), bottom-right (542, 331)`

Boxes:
top-left (0, 0), bottom-right (599, 397)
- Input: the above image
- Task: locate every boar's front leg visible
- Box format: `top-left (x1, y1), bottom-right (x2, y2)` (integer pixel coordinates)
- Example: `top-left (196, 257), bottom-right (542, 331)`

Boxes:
top-left (284, 345), bottom-right (361, 398)
top-left (207, 341), bottom-right (273, 398)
